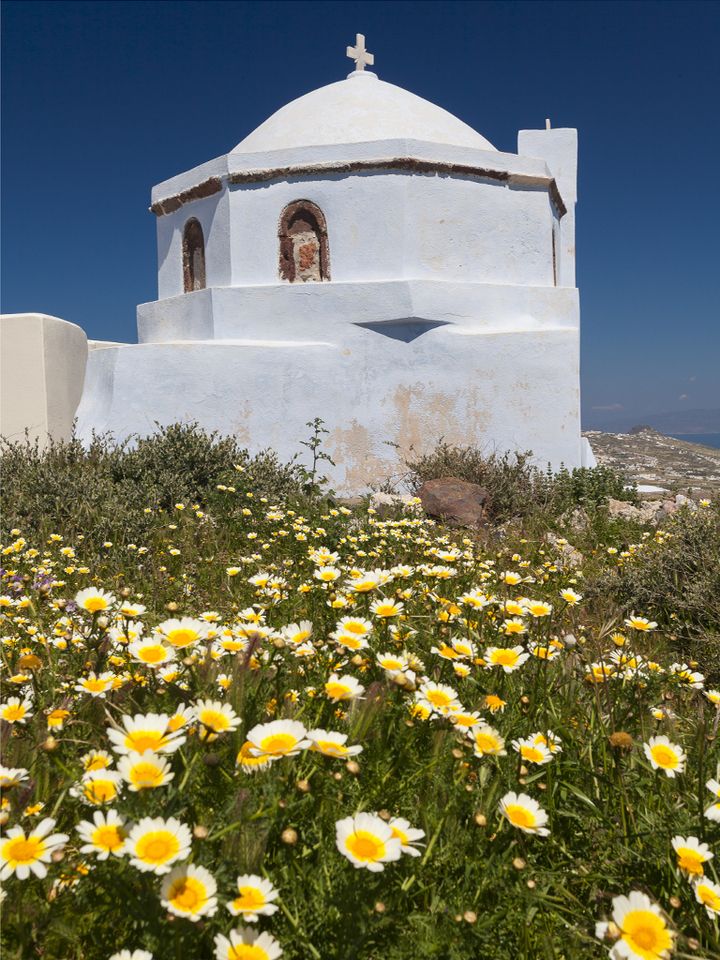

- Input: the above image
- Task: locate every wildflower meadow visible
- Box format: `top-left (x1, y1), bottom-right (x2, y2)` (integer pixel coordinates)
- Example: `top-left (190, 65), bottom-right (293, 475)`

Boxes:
top-left (1, 428), bottom-right (719, 959)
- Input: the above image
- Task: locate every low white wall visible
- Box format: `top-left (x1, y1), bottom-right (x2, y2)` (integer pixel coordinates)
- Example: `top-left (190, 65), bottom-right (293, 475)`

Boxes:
top-left (76, 316), bottom-right (581, 493)
top-left (0, 313), bottom-right (88, 447)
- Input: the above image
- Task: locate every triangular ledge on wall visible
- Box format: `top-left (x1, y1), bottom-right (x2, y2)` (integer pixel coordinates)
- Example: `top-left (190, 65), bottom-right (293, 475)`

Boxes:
top-left (352, 318), bottom-right (451, 343)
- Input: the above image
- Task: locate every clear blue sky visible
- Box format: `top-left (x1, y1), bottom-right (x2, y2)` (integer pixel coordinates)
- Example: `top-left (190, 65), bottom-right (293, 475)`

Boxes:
top-left (2, 0), bottom-right (718, 428)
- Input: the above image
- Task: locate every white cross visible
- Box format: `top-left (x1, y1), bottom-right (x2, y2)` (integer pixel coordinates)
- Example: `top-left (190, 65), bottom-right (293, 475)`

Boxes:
top-left (346, 33), bottom-right (374, 72)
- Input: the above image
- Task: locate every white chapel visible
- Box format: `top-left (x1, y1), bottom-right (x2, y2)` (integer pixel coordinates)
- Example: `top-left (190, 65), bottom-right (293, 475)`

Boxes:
top-left (1, 36), bottom-right (594, 491)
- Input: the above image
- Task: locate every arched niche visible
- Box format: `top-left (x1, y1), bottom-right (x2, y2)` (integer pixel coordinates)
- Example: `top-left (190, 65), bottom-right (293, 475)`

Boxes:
top-left (182, 218), bottom-right (206, 292)
top-left (278, 200), bottom-right (330, 282)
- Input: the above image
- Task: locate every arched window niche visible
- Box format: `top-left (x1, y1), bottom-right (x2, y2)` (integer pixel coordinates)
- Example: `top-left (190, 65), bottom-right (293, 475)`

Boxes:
top-left (182, 218), bottom-right (206, 293)
top-left (278, 200), bottom-right (330, 283)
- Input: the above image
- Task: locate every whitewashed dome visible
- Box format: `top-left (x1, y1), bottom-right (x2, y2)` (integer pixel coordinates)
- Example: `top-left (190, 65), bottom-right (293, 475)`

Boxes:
top-left (232, 72), bottom-right (496, 154)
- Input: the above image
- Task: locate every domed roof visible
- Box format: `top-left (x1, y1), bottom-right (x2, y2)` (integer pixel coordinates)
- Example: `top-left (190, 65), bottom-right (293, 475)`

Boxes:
top-left (232, 72), bottom-right (496, 154)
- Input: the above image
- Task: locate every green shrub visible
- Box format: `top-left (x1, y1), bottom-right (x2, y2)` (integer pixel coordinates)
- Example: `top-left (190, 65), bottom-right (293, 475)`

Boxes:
top-left (604, 503), bottom-right (720, 673)
top-left (403, 442), bottom-right (633, 522)
top-left (0, 423), bottom-right (309, 547)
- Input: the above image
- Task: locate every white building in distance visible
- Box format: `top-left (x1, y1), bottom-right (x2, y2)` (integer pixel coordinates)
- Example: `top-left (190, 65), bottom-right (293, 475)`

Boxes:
top-left (2, 37), bottom-right (594, 491)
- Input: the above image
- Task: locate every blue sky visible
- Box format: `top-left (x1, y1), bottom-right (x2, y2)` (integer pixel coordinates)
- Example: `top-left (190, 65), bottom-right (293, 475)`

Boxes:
top-left (2, 0), bottom-right (719, 428)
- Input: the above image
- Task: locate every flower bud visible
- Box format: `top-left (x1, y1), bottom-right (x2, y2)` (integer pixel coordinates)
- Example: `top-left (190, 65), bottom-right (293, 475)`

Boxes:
top-left (193, 825), bottom-right (208, 839)
top-left (281, 828), bottom-right (298, 845)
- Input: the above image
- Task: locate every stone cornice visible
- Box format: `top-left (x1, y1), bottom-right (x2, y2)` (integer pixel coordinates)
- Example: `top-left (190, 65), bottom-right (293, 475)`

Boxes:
top-left (150, 158), bottom-right (567, 218)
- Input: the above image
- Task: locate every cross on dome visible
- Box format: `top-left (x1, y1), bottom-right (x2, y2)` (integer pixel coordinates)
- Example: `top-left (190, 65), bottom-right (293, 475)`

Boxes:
top-left (346, 33), bottom-right (374, 73)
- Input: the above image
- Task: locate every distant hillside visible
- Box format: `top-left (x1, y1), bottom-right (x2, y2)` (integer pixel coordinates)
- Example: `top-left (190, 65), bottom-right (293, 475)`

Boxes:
top-left (584, 407), bottom-right (720, 435)
top-left (585, 427), bottom-right (720, 493)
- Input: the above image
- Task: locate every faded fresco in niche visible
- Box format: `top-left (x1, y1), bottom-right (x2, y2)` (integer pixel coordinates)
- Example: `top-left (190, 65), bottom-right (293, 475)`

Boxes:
top-left (278, 200), bottom-right (330, 282)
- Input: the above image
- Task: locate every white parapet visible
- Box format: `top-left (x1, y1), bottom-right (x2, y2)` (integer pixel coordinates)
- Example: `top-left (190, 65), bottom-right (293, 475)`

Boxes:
top-left (0, 313), bottom-right (88, 447)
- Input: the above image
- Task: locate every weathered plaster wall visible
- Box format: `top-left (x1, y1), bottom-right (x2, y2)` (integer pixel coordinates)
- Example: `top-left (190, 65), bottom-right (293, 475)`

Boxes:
top-left (75, 321), bottom-right (581, 492)
top-left (155, 169), bottom-right (557, 298)
top-left (137, 280), bottom-right (577, 345)
top-left (0, 314), bottom-right (87, 446)
top-left (157, 189), bottom-right (231, 299)
top-left (518, 129), bottom-right (577, 287)
top-left (81, 273), bottom-right (582, 494)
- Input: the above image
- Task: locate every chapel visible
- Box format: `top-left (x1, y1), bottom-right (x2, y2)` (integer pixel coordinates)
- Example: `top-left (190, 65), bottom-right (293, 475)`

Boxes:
top-left (2, 36), bottom-right (594, 491)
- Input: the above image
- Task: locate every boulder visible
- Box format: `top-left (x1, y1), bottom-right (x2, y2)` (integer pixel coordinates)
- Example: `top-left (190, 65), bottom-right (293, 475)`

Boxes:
top-left (417, 477), bottom-right (490, 528)
top-left (607, 499), bottom-right (658, 523)
top-left (543, 532), bottom-right (584, 568)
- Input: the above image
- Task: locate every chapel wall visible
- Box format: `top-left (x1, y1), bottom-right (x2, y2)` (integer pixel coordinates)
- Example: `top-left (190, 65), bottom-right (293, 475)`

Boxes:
top-left (224, 173), bottom-right (556, 288)
top-left (226, 177), bottom-right (406, 286)
top-left (156, 190), bottom-right (231, 299)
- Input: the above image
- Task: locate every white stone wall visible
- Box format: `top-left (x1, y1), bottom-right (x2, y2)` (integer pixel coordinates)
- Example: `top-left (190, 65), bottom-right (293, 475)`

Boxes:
top-left (75, 318), bottom-right (581, 492)
top-left (157, 190), bottom-right (231, 300)
top-left (154, 171), bottom-right (557, 298)
top-left (0, 314), bottom-right (88, 446)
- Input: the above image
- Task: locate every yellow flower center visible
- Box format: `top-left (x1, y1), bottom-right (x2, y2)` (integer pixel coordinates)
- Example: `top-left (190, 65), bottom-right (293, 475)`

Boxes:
top-left (520, 746), bottom-right (546, 763)
top-left (83, 597), bottom-right (108, 612)
top-left (198, 710), bottom-right (229, 732)
top-left (228, 945), bottom-right (268, 960)
top-left (259, 733), bottom-right (297, 755)
top-left (338, 636), bottom-right (361, 651)
top-left (168, 875), bottom-right (205, 911)
top-left (622, 910), bottom-right (672, 957)
top-left (426, 690), bottom-right (453, 707)
top-left (4, 835), bottom-right (43, 865)
top-left (85, 780), bottom-right (117, 803)
top-left (651, 745), bottom-right (678, 768)
top-left (130, 761), bottom-right (165, 788)
top-left (505, 804), bottom-right (535, 829)
top-left (676, 847), bottom-right (705, 875)
top-left (697, 884), bottom-right (720, 910)
top-left (315, 740), bottom-right (346, 756)
top-left (344, 622), bottom-right (366, 634)
top-left (494, 650), bottom-right (519, 665)
top-left (85, 756), bottom-right (110, 771)
top-left (325, 683), bottom-right (351, 700)
top-left (165, 628), bottom-right (199, 648)
top-left (83, 678), bottom-right (108, 692)
top-left (92, 825), bottom-right (124, 851)
top-left (234, 886), bottom-right (266, 911)
top-left (474, 733), bottom-right (500, 753)
top-left (136, 831), bottom-right (179, 865)
top-left (3, 705), bottom-right (26, 721)
top-left (374, 604), bottom-right (397, 616)
top-left (125, 730), bottom-right (167, 752)
top-left (138, 645), bottom-right (167, 663)
top-left (437, 644), bottom-right (460, 659)
top-left (346, 830), bottom-right (385, 862)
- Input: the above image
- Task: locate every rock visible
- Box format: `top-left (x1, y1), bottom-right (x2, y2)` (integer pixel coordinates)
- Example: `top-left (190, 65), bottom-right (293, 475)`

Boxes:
top-left (607, 499), bottom-right (658, 523)
top-left (543, 533), bottom-right (584, 568)
top-left (566, 507), bottom-right (589, 531)
top-left (417, 477), bottom-right (490, 528)
top-left (674, 494), bottom-right (698, 511)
